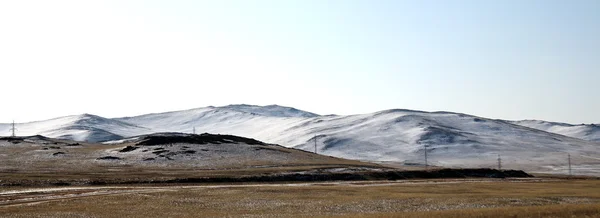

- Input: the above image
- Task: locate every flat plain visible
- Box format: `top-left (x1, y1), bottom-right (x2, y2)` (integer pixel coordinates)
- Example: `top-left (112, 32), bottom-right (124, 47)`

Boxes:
top-left (1, 178), bottom-right (599, 217)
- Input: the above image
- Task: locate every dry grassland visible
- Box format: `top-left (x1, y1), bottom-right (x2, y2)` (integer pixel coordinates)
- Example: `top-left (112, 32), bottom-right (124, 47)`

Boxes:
top-left (1, 179), bottom-right (598, 217)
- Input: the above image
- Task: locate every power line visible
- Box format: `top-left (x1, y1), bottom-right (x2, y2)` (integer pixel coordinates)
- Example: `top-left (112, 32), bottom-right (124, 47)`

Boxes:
top-left (424, 144), bottom-right (428, 169)
top-left (497, 154), bottom-right (502, 170)
top-left (568, 153), bottom-right (572, 176)
top-left (314, 134), bottom-right (317, 154)
top-left (9, 120), bottom-right (17, 137)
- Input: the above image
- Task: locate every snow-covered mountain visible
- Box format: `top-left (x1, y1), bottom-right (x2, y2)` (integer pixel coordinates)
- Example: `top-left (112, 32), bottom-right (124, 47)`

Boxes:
top-left (116, 105), bottom-right (316, 142)
top-left (217, 104), bottom-right (319, 118)
top-left (0, 114), bottom-right (148, 142)
top-left (1, 104), bottom-right (599, 175)
top-left (511, 120), bottom-right (600, 142)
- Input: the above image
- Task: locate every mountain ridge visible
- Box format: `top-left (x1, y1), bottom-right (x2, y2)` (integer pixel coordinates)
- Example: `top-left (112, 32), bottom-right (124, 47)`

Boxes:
top-left (2, 104), bottom-right (599, 144)
top-left (1, 104), bottom-right (599, 175)
top-left (511, 120), bottom-right (600, 142)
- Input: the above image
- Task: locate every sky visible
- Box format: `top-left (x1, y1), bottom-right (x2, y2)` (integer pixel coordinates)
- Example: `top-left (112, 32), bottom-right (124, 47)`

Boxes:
top-left (1, 0), bottom-right (599, 124)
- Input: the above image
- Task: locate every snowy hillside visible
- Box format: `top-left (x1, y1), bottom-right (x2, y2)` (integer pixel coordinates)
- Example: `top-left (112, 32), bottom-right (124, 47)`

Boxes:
top-left (218, 104), bottom-right (319, 118)
top-left (0, 114), bottom-right (148, 142)
top-left (116, 105), bottom-right (312, 141)
top-left (116, 106), bottom-right (600, 175)
top-left (512, 120), bottom-right (600, 142)
top-left (290, 111), bottom-right (600, 175)
top-left (1, 104), bottom-right (599, 175)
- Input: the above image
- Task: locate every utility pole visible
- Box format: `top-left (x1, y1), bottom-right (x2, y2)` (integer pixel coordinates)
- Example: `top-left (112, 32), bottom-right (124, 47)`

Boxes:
top-left (424, 145), bottom-right (428, 169)
top-left (193, 127), bottom-right (196, 134)
top-left (568, 153), bottom-right (572, 176)
top-left (497, 154), bottom-right (502, 170)
top-left (314, 134), bottom-right (317, 154)
top-left (9, 120), bottom-right (17, 137)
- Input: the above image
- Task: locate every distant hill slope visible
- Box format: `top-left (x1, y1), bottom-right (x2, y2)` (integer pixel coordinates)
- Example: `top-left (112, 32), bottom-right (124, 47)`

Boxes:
top-left (511, 120), bottom-right (600, 142)
top-left (0, 133), bottom-right (378, 174)
top-left (1, 104), bottom-right (599, 175)
top-left (288, 110), bottom-right (600, 174)
top-left (0, 114), bottom-right (148, 142)
top-left (102, 132), bottom-right (362, 169)
top-left (218, 104), bottom-right (320, 118)
top-left (116, 106), bottom-right (600, 175)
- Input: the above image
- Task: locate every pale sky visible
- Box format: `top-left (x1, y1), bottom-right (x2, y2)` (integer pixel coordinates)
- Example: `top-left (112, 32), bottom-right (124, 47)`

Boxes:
top-left (1, 0), bottom-right (599, 124)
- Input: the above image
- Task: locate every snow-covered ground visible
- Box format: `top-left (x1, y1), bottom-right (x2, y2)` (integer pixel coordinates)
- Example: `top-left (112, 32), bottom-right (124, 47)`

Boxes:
top-left (1, 104), bottom-right (599, 175)
top-left (0, 114), bottom-right (148, 142)
top-left (511, 120), bottom-right (600, 142)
